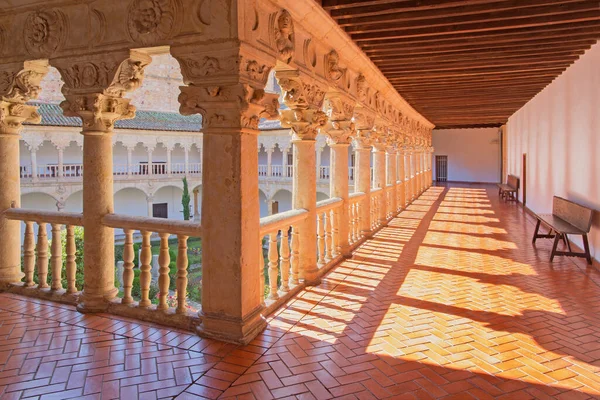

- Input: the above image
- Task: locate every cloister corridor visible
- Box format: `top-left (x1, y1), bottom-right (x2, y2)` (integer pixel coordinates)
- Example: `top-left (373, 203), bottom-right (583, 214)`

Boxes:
top-left (0, 183), bottom-right (598, 400)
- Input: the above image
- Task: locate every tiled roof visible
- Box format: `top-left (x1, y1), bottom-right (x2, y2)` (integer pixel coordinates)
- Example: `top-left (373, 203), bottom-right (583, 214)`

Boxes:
top-left (28, 102), bottom-right (283, 132)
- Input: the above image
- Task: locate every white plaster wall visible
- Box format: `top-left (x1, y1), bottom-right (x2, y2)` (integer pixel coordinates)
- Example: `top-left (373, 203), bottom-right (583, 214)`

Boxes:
top-left (153, 186), bottom-right (185, 220)
top-left (65, 191), bottom-right (83, 212)
top-left (114, 188), bottom-right (148, 217)
top-left (507, 41), bottom-right (600, 262)
top-left (259, 190), bottom-right (269, 217)
top-left (37, 141), bottom-right (58, 165)
top-left (272, 190), bottom-right (292, 214)
top-left (63, 142), bottom-right (82, 164)
top-left (432, 128), bottom-right (501, 183)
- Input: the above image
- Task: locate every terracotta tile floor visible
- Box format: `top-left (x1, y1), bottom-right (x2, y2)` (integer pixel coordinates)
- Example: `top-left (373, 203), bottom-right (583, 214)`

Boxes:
top-left (2, 183), bottom-right (600, 399)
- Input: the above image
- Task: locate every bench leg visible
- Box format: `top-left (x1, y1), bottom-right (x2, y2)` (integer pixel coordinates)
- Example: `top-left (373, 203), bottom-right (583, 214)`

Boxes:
top-left (550, 234), bottom-right (560, 262)
top-left (582, 234), bottom-right (593, 265)
top-left (532, 219), bottom-right (541, 244)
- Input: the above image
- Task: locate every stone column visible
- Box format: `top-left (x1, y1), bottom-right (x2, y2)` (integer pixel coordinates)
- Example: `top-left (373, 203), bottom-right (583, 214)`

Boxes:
top-left (30, 146), bottom-right (39, 181)
top-left (55, 51), bottom-right (151, 312)
top-left (192, 188), bottom-right (200, 222)
top-left (353, 109), bottom-right (375, 236)
top-left (323, 93), bottom-right (354, 257)
top-left (386, 146), bottom-right (397, 216)
top-left (316, 145), bottom-right (323, 179)
top-left (276, 70), bottom-right (327, 286)
top-left (166, 146), bottom-right (172, 176)
top-left (0, 61), bottom-right (48, 285)
top-left (173, 44), bottom-right (279, 343)
top-left (282, 147), bottom-right (289, 177)
top-left (147, 147), bottom-right (153, 177)
top-left (184, 146), bottom-right (190, 175)
top-left (146, 195), bottom-right (154, 217)
top-left (126, 146), bottom-right (133, 176)
top-left (266, 147), bottom-right (273, 177)
top-left (57, 146), bottom-right (64, 178)
top-left (397, 146), bottom-right (405, 209)
top-left (372, 138), bottom-right (387, 225)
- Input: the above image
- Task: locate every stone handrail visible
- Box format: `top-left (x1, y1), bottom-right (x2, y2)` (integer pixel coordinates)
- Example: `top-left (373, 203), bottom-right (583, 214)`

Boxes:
top-left (316, 197), bottom-right (343, 213)
top-left (349, 192), bottom-right (367, 202)
top-left (102, 214), bottom-right (201, 237)
top-left (259, 208), bottom-right (309, 236)
top-left (4, 208), bottom-right (83, 226)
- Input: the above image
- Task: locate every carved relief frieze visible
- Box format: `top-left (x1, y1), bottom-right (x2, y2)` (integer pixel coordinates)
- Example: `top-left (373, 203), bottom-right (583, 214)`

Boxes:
top-left (272, 9), bottom-right (294, 64)
top-left (127, 0), bottom-right (181, 45)
top-left (23, 9), bottom-right (67, 57)
top-left (326, 50), bottom-right (346, 86)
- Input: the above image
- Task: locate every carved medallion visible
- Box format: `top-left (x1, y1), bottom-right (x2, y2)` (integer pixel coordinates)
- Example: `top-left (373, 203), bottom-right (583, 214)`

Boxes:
top-left (128, 0), bottom-right (178, 44)
top-left (23, 10), bottom-right (66, 57)
top-left (272, 10), bottom-right (294, 64)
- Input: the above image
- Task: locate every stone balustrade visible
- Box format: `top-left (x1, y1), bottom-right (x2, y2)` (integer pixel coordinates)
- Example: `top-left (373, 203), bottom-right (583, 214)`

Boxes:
top-left (20, 162), bottom-right (202, 180)
top-left (348, 192), bottom-right (366, 246)
top-left (316, 197), bottom-right (344, 269)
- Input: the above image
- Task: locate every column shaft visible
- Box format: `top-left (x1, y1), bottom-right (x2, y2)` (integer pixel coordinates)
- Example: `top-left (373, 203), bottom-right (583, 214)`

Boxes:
top-left (0, 134), bottom-right (22, 284)
top-left (330, 144), bottom-right (350, 256)
top-left (373, 147), bottom-right (386, 224)
top-left (355, 147), bottom-right (371, 235)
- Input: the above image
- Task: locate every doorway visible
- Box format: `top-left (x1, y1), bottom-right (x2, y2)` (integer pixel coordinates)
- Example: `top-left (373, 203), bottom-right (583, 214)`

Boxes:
top-left (153, 203), bottom-right (168, 218)
top-left (435, 155), bottom-right (448, 182)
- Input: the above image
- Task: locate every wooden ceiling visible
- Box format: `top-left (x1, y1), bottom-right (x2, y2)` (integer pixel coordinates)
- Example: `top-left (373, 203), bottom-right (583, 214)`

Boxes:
top-left (320, 0), bottom-right (600, 128)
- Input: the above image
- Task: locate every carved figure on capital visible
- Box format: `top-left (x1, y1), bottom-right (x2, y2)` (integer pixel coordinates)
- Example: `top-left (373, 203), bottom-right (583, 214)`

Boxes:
top-left (272, 10), bottom-right (295, 64)
top-left (281, 109), bottom-right (327, 141)
top-left (276, 72), bottom-right (326, 110)
top-left (323, 94), bottom-right (355, 145)
top-left (0, 61), bottom-right (49, 134)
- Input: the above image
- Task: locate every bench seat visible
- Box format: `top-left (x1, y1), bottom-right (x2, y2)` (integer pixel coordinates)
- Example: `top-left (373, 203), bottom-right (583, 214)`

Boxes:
top-left (532, 196), bottom-right (593, 265)
top-left (497, 183), bottom-right (516, 192)
top-left (536, 214), bottom-right (587, 235)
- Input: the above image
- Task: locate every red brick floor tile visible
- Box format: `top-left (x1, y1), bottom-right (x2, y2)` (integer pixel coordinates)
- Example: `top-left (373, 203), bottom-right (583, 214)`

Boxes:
top-left (3, 184), bottom-right (600, 398)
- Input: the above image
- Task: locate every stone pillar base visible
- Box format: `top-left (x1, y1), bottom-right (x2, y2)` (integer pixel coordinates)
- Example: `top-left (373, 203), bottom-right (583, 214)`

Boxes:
top-left (76, 288), bottom-right (119, 313)
top-left (198, 305), bottom-right (266, 345)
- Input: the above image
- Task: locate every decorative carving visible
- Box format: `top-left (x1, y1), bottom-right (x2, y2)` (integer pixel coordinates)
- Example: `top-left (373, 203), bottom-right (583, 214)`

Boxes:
top-left (303, 39), bottom-right (317, 69)
top-left (281, 109), bottom-right (327, 141)
top-left (326, 50), bottom-right (346, 84)
top-left (60, 94), bottom-right (136, 132)
top-left (105, 56), bottom-right (152, 97)
top-left (23, 9), bottom-right (66, 57)
top-left (242, 59), bottom-right (271, 85)
top-left (356, 73), bottom-right (367, 103)
top-left (323, 95), bottom-right (355, 145)
top-left (273, 10), bottom-right (294, 64)
top-left (127, 0), bottom-right (179, 44)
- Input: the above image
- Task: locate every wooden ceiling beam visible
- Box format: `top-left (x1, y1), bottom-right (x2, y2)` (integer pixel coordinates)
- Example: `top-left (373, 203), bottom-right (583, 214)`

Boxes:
top-left (326, 0), bottom-right (510, 17)
top-left (376, 55), bottom-right (582, 72)
top-left (369, 48), bottom-right (588, 64)
top-left (351, 11), bottom-right (600, 41)
top-left (387, 66), bottom-right (570, 80)
top-left (392, 74), bottom-right (559, 87)
top-left (353, 19), bottom-right (600, 43)
top-left (358, 24), bottom-right (600, 50)
top-left (343, 2), bottom-right (596, 32)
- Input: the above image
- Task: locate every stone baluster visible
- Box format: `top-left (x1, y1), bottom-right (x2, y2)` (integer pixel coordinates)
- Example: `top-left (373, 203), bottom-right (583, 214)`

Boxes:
top-left (324, 211), bottom-right (333, 263)
top-left (54, 50), bottom-right (151, 312)
top-left (0, 60), bottom-right (48, 286)
top-left (122, 229), bottom-right (135, 304)
top-left (23, 221), bottom-right (35, 287)
top-left (65, 225), bottom-right (77, 294)
top-left (323, 93), bottom-right (354, 257)
top-left (36, 223), bottom-right (49, 288)
top-left (176, 235), bottom-right (189, 313)
top-left (50, 224), bottom-right (63, 291)
top-left (173, 44), bottom-right (279, 343)
top-left (157, 232), bottom-right (170, 310)
top-left (267, 232), bottom-right (279, 300)
top-left (332, 207), bottom-right (340, 257)
top-left (317, 213), bottom-right (325, 267)
top-left (280, 229), bottom-right (290, 292)
top-left (290, 226), bottom-right (300, 284)
top-left (139, 230), bottom-right (152, 307)
top-left (276, 70), bottom-right (327, 286)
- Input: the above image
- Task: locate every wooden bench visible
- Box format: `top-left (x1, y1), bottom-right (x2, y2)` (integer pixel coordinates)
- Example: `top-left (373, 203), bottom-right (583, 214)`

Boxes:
top-left (532, 196), bottom-right (593, 264)
top-left (497, 174), bottom-right (519, 201)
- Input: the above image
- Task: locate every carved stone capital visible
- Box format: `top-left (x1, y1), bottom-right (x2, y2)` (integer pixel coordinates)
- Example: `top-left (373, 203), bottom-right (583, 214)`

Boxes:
top-left (55, 51), bottom-right (151, 97)
top-left (0, 60), bottom-right (49, 135)
top-left (178, 83), bottom-right (279, 131)
top-left (281, 109), bottom-right (327, 141)
top-left (353, 108), bottom-right (375, 131)
top-left (61, 94), bottom-right (135, 133)
top-left (276, 70), bottom-right (326, 111)
top-left (352, 129), bottom-right (374, 150)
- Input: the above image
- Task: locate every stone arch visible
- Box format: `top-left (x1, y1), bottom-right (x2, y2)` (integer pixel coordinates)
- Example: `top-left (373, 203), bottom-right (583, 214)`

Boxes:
top-left (259, 188), bottom-right (269, 217)
top-left (317, 191), bottom-right (330, 202)
top-left (64, 190), bottom-right (83, 213)
top-left (114, 187), bottom-right (148, 217)
top-left (153, 185), bottom-right (185, 220)
top-left (272, 189), bottom-right (292, 214)
top-left (21, 192), bottom-right (59, 211)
